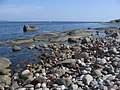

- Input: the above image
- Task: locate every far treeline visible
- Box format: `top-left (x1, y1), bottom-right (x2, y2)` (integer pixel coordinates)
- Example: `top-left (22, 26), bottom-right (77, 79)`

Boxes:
top-left (108, 19), bottom-right (120, 23)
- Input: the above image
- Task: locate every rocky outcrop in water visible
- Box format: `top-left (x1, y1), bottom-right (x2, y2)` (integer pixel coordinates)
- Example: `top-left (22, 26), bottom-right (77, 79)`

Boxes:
top-left (9, 38), bottom-right (34, 44)
top-left (34, 30), bottom-right (92, 43)
top-left (12, 45), bottom-right (21, 51)
top-left (23, 25), bottom-right (39, 32)
top-left (9, 29), bottom-right (92, 44)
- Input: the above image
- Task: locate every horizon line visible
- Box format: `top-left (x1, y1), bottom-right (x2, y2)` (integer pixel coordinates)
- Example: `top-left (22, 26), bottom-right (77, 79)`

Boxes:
top-left (0, 20), bottom-right (103, 23)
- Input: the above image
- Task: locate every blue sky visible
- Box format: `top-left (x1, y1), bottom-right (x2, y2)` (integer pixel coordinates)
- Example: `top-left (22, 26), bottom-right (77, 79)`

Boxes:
top-left (0, 0), bottom-right (120, 21)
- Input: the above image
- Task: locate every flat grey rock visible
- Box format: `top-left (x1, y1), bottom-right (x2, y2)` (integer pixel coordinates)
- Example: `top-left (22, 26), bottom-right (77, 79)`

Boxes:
top-left (0, 58), bottom-right (11, 70)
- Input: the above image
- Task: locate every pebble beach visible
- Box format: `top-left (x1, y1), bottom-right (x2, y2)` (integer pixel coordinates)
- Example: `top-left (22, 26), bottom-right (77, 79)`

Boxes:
top-left (0, 27), bottom-right (120, 90)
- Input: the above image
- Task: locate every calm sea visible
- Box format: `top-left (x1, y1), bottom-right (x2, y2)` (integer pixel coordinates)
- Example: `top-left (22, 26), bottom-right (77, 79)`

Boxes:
top-left (1, 21), bottom-right (120, 42)
top-left (0, 21), bottom-right (120, 72)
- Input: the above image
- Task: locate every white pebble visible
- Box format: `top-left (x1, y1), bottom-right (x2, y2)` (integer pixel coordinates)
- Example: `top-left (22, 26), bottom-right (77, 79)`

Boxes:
top-left (42, 83), bottom-right (46, 88)
top-left (61, 85), bottom-right (66, 90)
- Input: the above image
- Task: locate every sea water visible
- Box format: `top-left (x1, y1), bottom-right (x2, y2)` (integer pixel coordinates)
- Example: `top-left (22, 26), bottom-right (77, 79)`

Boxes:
top-left (1, 21), bottom-right (120, 42)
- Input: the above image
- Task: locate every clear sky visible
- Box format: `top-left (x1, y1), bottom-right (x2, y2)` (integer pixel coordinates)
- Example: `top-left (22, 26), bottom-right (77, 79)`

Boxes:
top-left (0, 0), bottom-right (120, 21)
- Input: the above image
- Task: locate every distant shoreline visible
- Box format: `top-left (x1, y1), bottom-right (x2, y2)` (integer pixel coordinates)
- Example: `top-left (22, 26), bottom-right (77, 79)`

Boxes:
top-left (0, 20), bottom-right (102, 23)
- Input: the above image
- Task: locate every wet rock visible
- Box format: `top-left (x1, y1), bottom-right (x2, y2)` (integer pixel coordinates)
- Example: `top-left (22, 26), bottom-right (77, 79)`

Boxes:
top-left (10, 38), bottom-right (34, 44)
top-left (82, 74), bottom-right (93, 85)
top-left (0, 58), bottom-right (11, 70)
top-left (28, 45), bottom-right (36, 49)
top-left (49, 30), bottom-right (91, 42)
top-left (12, 45), bottom-right (21, 51)
top-left (0, 69), bottom-right (11, 76)
top-left (0, 75), bottom-right (11, 86)
top-left (23, 25), bottom-right (38, 32)
top-left (0, 42), bottom-right (5, 46)
top-left (88, 27), bottom-right (91, 29)
top-left (68, 38), bottom-right (77, 43)
top-left (34, 34), bottom-right (53, 41)
top-left (35, 45), bottom-right (40, 49)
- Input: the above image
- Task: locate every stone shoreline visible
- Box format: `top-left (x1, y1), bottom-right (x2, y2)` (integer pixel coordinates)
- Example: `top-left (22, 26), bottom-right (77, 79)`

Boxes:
top-left (1, 29), bottom-right (120, 90)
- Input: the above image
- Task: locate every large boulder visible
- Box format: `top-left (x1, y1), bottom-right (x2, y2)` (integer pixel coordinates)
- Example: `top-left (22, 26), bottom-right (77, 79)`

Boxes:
top-left (0, 69), bottom-right (11, 76)
top-left (23, 25), bottom-right (39, 32)
top-left (0, 75), bottom-right (11, 86)
top-left (0, 58), bottom-right (11, 89)
top-left (0, 58), bottom-right (11, 70)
